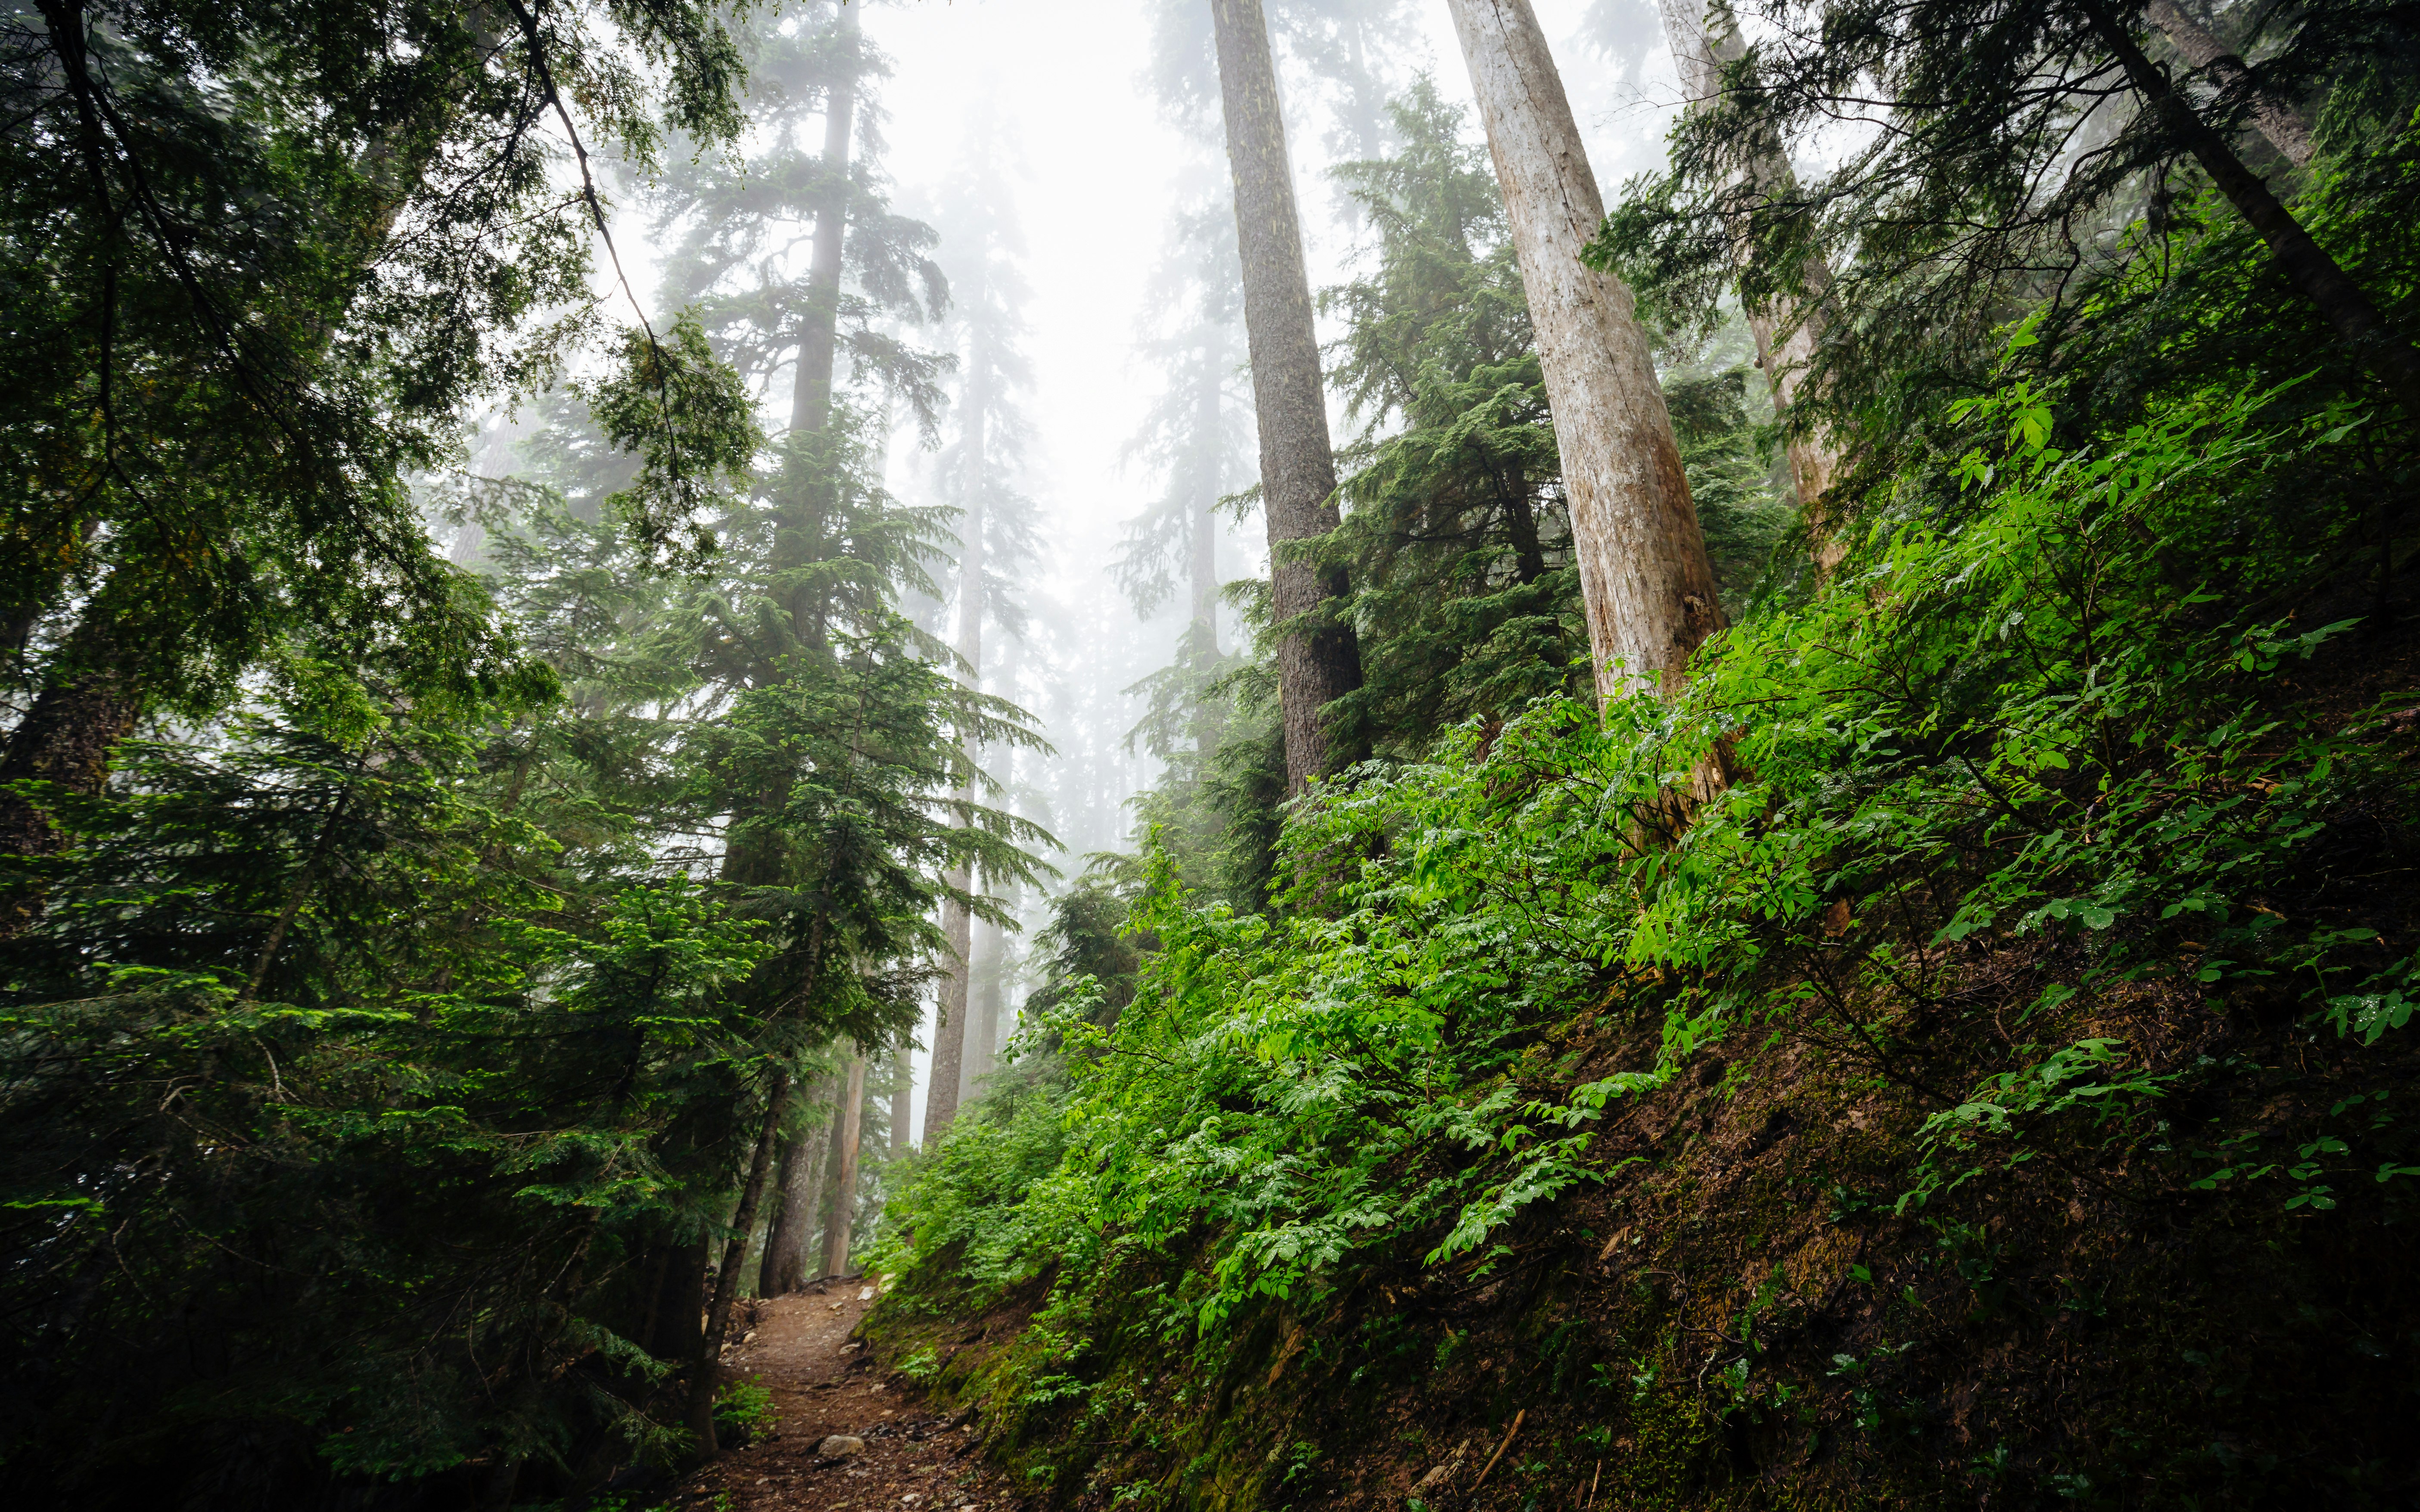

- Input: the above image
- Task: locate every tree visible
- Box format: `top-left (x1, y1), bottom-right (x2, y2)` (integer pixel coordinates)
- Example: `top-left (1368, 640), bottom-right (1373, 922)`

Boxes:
top-left (1655, 0), bottom-right (1847, 570)
top-left (1445, 0), bottom-right (1726, 703)
top-left (2143, 0), bottom-right (2314, 166)
top-left (1599, 0), bottom-right (2420, 469)
top-left (0, 0), bottom-right (756, 875)
top-left (921, 115), bottom-right (1046, 1142)
top-left (820, 1051), bottom-right (869, 1273)
top-left (1117, 183), bottom-right (1252, 789)
top-left (1208, 0), bottom-right (1367, 790)
top-left (1320, 82), bottom-right (1589, 742)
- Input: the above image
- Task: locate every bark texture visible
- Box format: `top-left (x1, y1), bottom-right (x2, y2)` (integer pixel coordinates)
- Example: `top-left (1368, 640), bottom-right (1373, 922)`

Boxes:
top-left (1447, 0), bottom-right (1725, 701)
top-left (1656, 0), bottom-right (1846, 573)
top-left (0, 655), bottom-right (139, 861)
top-left (2143, 0), bottom-right (2314, 167)
top-left (756, 1072), bottom-right (836, 1297)
top-left (686, 1066), bottom-right (790, 1455)
top-left (0, 622), bottom-right (143, 936)
top-left (2079, 0), bottom-right (2420, 422)
top-left (819, 1055), bottom-right (868, 1277)
top-left (1209, 0), bottom-right (1364, 792)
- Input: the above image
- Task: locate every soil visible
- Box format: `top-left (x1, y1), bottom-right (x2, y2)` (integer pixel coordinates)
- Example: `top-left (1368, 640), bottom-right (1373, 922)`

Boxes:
top-left (667, 1280), bottom-right (1012, 1512)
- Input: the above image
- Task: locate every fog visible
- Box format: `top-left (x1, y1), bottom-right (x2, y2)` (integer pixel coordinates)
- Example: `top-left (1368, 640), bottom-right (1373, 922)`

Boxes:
top-left (618, 0), bottom-right (1698, 1141)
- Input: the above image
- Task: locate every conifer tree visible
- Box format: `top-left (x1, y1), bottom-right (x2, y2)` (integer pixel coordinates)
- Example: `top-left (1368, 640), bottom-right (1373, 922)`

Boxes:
top-left (923, 116), bottom-right (1046, 1142)
top-left (1209, 0), bottom-right (1367, 792)
top-left (1446, 0), bottom-right (1726, 702)
top-left (1319, 83), bottom-right (1587, 741)
top-left (1603, 0), bottom-right (2420, 455)
top-left (0, 0), bottom-right (759, 876)
top-left (1117, 181), bottom-right (1251, 772)
top-left (1655, 0), bottom-right (1846, 570)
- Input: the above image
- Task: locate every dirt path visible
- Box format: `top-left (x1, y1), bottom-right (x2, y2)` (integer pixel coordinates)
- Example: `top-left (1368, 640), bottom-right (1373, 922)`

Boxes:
top-left (667, 1281), bottom-right (1011, 1512)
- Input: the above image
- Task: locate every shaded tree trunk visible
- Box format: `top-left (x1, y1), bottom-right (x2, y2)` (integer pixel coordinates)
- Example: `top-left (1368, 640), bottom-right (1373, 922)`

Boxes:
top-left (0, 619), bottom-right (140, 935)
top-left (2078, 0), bottom-right (2420, 422)
top-left (644, 1239), bottom-right (707, 1363)
top-left (756, 1071), bottom-right (836, 1297)
top-left (1209, 0), bottom-right (1365, 793)
top-left (686, 1066), bottom-right (790, 1456)
top-left (2143, 0), bottom-right (2314, 167)
top-left (1656, 0), bottom-right (1847, 574)
top-left (820, 1054), bottom-right (868, 1277)
top-left (1447, 0), bottom-right (1725, 702)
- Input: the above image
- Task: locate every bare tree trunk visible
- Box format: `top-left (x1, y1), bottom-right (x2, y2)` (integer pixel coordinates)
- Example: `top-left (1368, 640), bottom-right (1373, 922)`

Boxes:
top-left (2143, 0), bottom-right (2314, 166)
top-left (1447, 0), bottom-right (1725, 702)
top-left (794, 2), bottom-right (859, 438)
top-left (2080, 0), bottom-right (2420, 422)
top-left (1191, 324), bottom-right (1225, 654)
top-left (645, 1239), bottom-right (707, 1363)
top-left (1209, 0), bottom-right (1365, 793)
top-left (889, 1037), bottom-right (912, 1155)
top-left (965, 628), bottom-right (1022, 1097)
top-left (756, 1071), bottom-right (835, 1297)
top-left (1656, 0), bottom-right (1847, 573)
top-left (687, 1066), bottom-right (790, 1456)
top-left (820, 1054), bottom-right (868, 1277)
top-left (927, 308), bottom-right (987, 1145)
top-left (970, 920), bottom-right (1002, 1096)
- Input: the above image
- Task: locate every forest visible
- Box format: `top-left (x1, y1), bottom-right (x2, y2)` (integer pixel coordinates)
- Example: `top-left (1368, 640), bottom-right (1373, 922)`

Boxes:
top-left (2, 0), bottom-right (2415, 1508)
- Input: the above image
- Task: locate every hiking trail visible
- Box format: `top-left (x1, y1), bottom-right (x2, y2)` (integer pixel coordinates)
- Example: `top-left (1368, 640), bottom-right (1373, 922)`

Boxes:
top-left (665, 1281), bottom-right (1011, 1512)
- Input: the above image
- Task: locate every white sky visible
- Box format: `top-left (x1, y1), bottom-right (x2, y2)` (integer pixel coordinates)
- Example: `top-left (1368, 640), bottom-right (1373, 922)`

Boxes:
top-left (842, 0), bottom-right (1687, 1148)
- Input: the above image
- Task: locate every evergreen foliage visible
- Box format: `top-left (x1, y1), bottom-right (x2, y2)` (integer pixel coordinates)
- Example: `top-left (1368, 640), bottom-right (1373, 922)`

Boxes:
top-left (871, 104), bottom-right (2420, 1512)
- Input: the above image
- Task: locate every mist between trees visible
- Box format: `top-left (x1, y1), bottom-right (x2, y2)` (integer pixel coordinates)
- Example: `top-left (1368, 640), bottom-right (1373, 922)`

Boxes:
top-left (3, 0), bottom-right (2417, 1508)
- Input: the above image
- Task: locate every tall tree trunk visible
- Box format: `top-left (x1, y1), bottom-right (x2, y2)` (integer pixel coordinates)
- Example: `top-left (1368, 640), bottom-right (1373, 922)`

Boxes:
top-left (686, 1066), bottom-right (790, 1456)
top-left (820, 1054), bottom-right (868, 1277)
top-left (1209, 0), bottom-right (1365, 794)
top-left (1656, 0), bottom-right (1847, 574)
top-left (794, 2), bottom-right (859, 440)
top-left (1447, 0), bottom-right (1725, 703)
top-left (965, 630), bottom-right (1021, 1097)
top-left (644, 1239), bottom-right (708, 1363)
top-left (1190, 325), bottom-right (1225, 654)
top-left (2078, 0), bottom-right (2420, 422)
top-left (890, 1038), bottom-right (912, 1155)
top-left (2142, 0), bottom-right (2314, 166)
top-left (0, 617), bottom-right (140, 935)
top-left (927, 309), bottom-right (988, 1145)
top-left (776, 0), bottom-right (860, 652)
top-left (756, 1071), bottom-right (836, 1297)
top-left (967, 918), bottom-right (1000, 1097)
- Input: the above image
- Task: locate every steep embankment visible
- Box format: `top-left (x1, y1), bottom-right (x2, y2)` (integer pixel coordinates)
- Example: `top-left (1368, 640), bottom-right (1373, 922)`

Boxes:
top-left (865, 953), bottom-right (2420, 1509)
top-left (855, 378), bottom-right (2420, 1510)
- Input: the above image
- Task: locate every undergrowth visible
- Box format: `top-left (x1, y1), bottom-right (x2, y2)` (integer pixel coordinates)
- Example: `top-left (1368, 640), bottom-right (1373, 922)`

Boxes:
top-left (867, 332), bottom-right (2420, 1509)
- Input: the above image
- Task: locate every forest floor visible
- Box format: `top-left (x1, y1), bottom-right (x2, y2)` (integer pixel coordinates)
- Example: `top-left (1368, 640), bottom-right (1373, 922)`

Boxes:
top-left (664, 1282), bottom-right (1015, 1512)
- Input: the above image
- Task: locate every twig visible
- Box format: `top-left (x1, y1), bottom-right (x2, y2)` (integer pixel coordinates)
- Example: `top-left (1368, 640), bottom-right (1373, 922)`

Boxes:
top-left (1473, 1407), bottom-right (1523, 1489)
